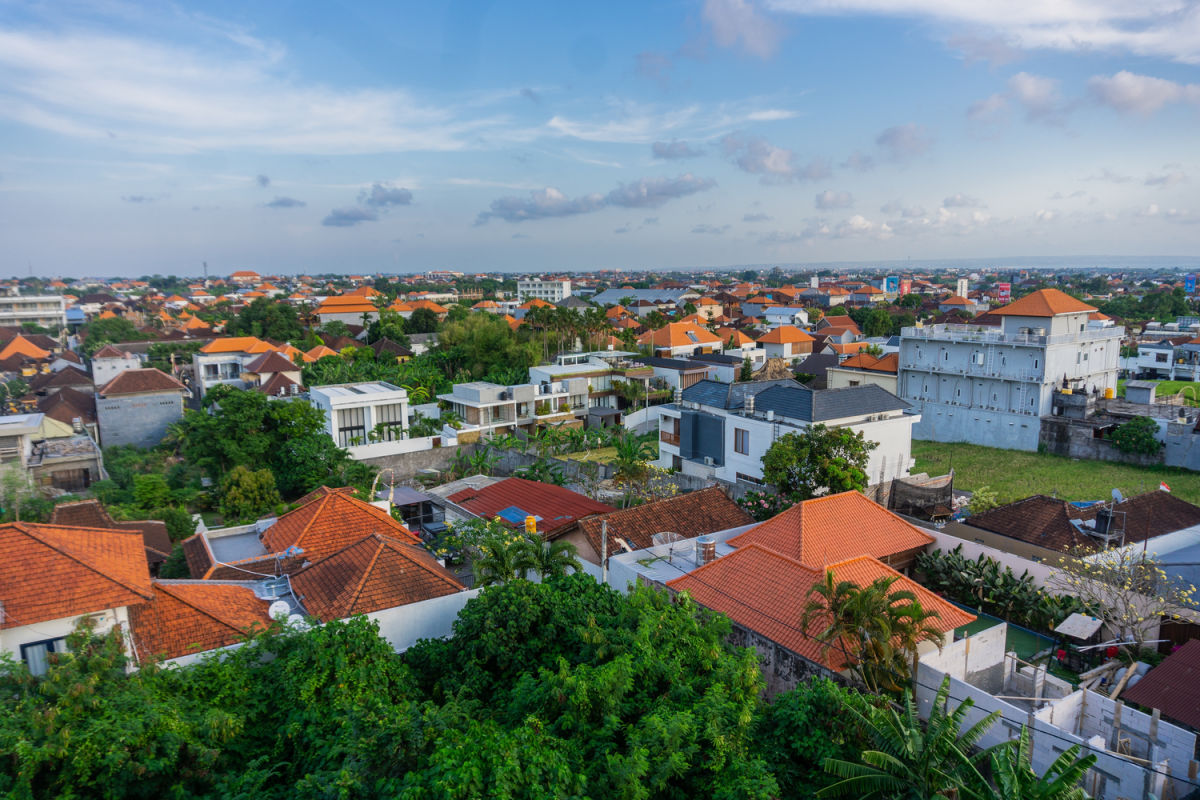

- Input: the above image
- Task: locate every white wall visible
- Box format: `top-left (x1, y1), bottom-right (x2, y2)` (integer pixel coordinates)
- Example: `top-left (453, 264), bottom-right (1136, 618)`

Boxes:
top-left (920, 525), bottom-right (1059, 587)
top-left (0, 607), bottom-right (131, 668)
top-left (368, 589), bottom-right (481, 653)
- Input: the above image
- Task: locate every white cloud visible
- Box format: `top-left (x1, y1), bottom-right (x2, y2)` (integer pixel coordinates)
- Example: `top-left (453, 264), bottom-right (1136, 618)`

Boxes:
top-left (1145, 166), bottom-right (1188, 187)
top-left (476, 174), bottom-right (715, 223)
top-left (842, 150), bottom-right (875, 171)
top-left (703, 0), bottom-right (785, 59)
top-left (765, 0), bottom-right (1200, 64)
top-left (968, 72), bottom-right (1064, 123)
top-left (721, 132), bottom-right (830, 182)
top-left (943, 193), bottom-right (985, 208)
top-left (1088, 71), bottom-right (1200, 114)
top-left (881, 200), bottom-right (926, 217)
top-left (967, 93), bottom-right (1008, 121)
top-left (815, 189), bottom-right (854, 209)
top-left (1035, 209), bottom-right (1057, 222)
top-left (0, 27), bottom-right (511, 154)
top-left (652, 139), bottom-right (704, 159)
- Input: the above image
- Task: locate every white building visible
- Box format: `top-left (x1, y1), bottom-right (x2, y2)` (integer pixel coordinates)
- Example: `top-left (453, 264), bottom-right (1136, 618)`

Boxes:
top-left (0, 295), bottom-right (67, 329)
top-left (309, 382), bottom-right (413, 459)
top-left (898, 289), bottom-right (1122, 451)
top-left (528, 351), bottom-right (654, 410)
top-left (438, 378), bottom-right (587, 441)
top-left (90, 344), bottom-right (142, 387)
top-left (517, 279), bottom-right (572, 303)
top-left (656, 379), bottom-right (917, 488)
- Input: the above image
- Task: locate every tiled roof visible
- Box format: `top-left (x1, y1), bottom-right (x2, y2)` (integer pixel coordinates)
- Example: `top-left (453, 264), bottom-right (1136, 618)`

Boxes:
top-left (243, 349), bottom-right (297, 374)
top-left (291, 534), bottom-right (464, 621)
top-left (38, 386), bottom-right (97, 426)
top-left (98, 368), bottom-right (187, 396)
top-left (965, 491), bottom-right (1200, 554)
top-left (0, 336), bottom-right (51, 361)
top-left (258, 372), bottom-right (300, 396)
top-left (1122, 639), bottom-right (1200, 730)
top-left (574, 487), bottom-right (752, 556)
top-left (30, 366), bottom-right (93, 392)
top-left (305, 344), bottom-right (339, 361)
top-left (666, 545), bottom-right (971, 671)
top-left (681, 378), bottom-right (800, 410)
top-left (448, 477), bottom-right (616, 535)
top-left (991, 288), bottom-right (1096, 317)
top-left (637, 322), bottom-right (721, 349)
top-left (752, 382), bottom-right (909, 422)
top-left (316, 296), bottom-right (378, 314)
top-left (200, 337), bottom-right (272, 354)
top-left (727, 491), bottom-right (934, 569)
top-left (92, 344), bottom-right (131, 359)
top-left (0, 522), bottom-right (154, 629)
top-left (128, 581), bottom-right (274, 662)
top-left (409, 299), bottom-right (449, 313)
top-left (757, 325), bottom-right (815, 345)
top-left (261, 491), bottom-right (421, 563)
top-left (294, 485), bottom-right (357, 507)
top-left (49, 499), bottom-right (173, 567)
top-left (834, 352), bottom-right (900, 374)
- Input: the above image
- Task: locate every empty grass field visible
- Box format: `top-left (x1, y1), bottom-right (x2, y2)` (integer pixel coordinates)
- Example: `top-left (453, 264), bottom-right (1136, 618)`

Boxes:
top-left (911, 440), bottom-right (1200, 505)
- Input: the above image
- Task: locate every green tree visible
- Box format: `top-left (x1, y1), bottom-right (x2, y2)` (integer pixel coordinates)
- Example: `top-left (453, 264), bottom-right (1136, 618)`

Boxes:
top-left (365, 310), bottom-right (411, 347)
top-left (158, 543), bottom-right (191, 578)
top-left (821, 676), bottom-right (999, 799)
top-left (899, 293), bottom-right (923, 309)
top-left (225, 297), bottom-right (303, 342)
top-left (518, 538), bottom-right (582, 580)
top-left (1108, 415), bottom-right (1162, 455)
top-left (862, 307), bottom-right (892, 338)
top-left (611, 429), bottom-right (657, 482)
top-left (968, 485), bottom-right (1000, 514)
top-left (132, 473), bottom-right (171, 510)
top-left (321, 319), bottom-right (352, 339)
top-left (82, 316), bottom-right (146, 356)
top-left (762, 424), bottom-right (877, 500)
top-left (437, 313), bottom-right (537, 380)
top-left (219, 466), bottom-right (281, 522)
top-left (407, 307), bottom-right (440, 334)
top-left (741, 356), bottom-right (754, 381)
top-left (0, 463), bottom-right (35, 521)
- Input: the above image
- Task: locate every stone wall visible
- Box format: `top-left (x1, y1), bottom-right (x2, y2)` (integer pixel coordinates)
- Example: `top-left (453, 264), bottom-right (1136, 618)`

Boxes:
top-left (97, 392), bottom-right (184, 449)
top-left (358, 442), bottom-right (477, 479)
top-left (727, 623), bottom-right (835, 697)
top-left (1039, 416), bottom-right (1162, 466)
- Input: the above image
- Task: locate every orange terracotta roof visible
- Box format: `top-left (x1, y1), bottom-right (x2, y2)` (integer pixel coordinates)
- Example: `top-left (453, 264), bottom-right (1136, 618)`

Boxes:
top-left (261, 492), bottom-right (421, 564)
top-left (183, 316), bottom-right (211, 330)
top-left (868, 352), bottom-right (899, 373)
top-left (637, 322), bottom-right (721, 349)
top-left (128, 582), bottom-right (273, 662)
top-left (940, 295), bottom-right (971, 305)
top-left (605, 305), bottom-right (629, 318)
top-left (991, 288), bottom-right (1096, 317)
top-left (518, 298), bottom-right (554, 310)
top-left (92, 344), bottom-right (130, 359)
top-left (348, 286), bottom-right (383, 297)
top-left (305, 344), bottom-right (339, 361)
top-left (667, 546), bottom-right (973, 671)
top-left (0, 335), bottom-right (51, 361)
top-left (502, 314), bottom-right (519, 330)
top-left (0, 522), bottom-right (154, 629)
top-left (830, 341), bottom-right (872, 355)
top-left (388, 300), bottom-right (414, 313)
top-left (1088, 311), bottom-right (1111, 321)
top-left (838, 352), bottom-right (879, 369)
top-left (695, 297), bottom-right (722, 306)
top-left (472, 300), bottom-right (499, 309)
top-left (97, 310), bottom-right (118, 319)
top-left (409, 299), bottom-right (448, 313)
top-left (316, 296), bottom-right (378, 314)
top-left (230, 270), bottom-right (260, 278)
top-left (756, 325), bottom-right (815, 345)
top-left (727, 491), bottom-right (934, 569)
top-left (291, 534), bottom-right (464, 622)
top-left (200, 337), bottom-right (273, 354)
top-left (715, 327), bottom-right (755, 347)
top-left (241, 291), bottom-right (266, 299)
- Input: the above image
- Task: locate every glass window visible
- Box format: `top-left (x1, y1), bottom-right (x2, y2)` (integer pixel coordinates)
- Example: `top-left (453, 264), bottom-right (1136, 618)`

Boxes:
top-left (374, 403), bottom-right (406, 441)
top-left (337, 406), bottom-right (366, 447)
top-left (21, 637), bottom-right (67, 676)
top-left (734, 428), bottom-right (749, 455)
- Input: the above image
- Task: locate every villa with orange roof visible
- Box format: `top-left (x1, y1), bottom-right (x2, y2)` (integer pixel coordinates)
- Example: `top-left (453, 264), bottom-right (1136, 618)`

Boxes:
top-left (229, 270), bottom-right (261, 285)
top-left (826, 351), bottom-right (899, 393)
top-left (192, 336), bottom-right (286, 398)
top-left (755, 325), bottom-right (814, 361)
top-left (636, 322), bottom-right (721, 358)
top-left (899, 288), bottom-right (1122, 450)
top-left (315, 294), bottom-right (380, 325)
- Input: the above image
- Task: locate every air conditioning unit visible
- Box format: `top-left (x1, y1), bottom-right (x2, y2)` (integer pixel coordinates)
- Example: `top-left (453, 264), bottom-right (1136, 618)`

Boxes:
top-left (703, 456), bottom-right (715, 466)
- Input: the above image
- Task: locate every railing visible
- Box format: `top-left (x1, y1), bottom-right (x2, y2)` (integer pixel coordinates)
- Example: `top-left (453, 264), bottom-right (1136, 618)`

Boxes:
top-left (901, 325), bottom-right (1123, 347)
top-left (660, 431), bottom-right (680, 446)
top-left (899, 363), bottom-right (1044, 383)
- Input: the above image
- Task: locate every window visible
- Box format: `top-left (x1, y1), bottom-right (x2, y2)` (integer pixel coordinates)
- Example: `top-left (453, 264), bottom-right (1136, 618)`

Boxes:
top-left (374, 402), bottom-right (406, 441)
top-left (734, 427), bottom-right (749, 455)
top-left (735, 472), bottom-right (763, 485)
top-left (21, 637), bottom-right (67, 676)
top-left (848, 380), bottom-right (859, 386)
top-left (336, 406), bottom-right (366, 447)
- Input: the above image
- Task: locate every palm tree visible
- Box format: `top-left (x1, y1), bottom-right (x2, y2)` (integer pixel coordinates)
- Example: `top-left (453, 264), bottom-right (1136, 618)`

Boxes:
top-left (820, 676), bottom-right (999, 799)
top-left (611, 429), bottom-right (656, 483)
top-left (969, 725), bottom-right (1095, 800)
top-left (801, 573), bottom-right (945, 694)
top-left (519, 539), bottom-right (581, 580)
top-left (471, 534), bottom-right (534, 586)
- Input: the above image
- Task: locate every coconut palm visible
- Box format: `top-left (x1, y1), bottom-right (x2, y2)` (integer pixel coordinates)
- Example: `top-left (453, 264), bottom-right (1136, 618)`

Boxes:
top-left (611, 429), bottom-right (656, 483)
top-left (820, 676), bottom-right (999, 799)
top-left (471, 532), bottom-right (536, 586)
top-left (519, 538), bottom-right (581, 580)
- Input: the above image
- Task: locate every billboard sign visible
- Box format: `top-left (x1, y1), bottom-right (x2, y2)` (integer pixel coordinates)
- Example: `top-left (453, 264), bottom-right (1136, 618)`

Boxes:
top-left (899, 278), bottom-right (912, 296)
top-left (1186, 274), bottom-right (1197, 295)
top-left (996, 282), bottom-right (1012, 303)
top-left (884, 275), bottom-right (899, 294)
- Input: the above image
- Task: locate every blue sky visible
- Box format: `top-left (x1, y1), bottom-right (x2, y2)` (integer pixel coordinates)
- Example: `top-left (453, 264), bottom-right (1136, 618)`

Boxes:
top-left (0, 0), bottom-right (1198, 277)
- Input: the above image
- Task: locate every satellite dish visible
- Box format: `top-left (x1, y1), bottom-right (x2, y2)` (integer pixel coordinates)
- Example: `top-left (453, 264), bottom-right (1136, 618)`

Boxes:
top-left (268, 600), bottom-right (291, 619)
top-left (1112, 488), bottom-right (1124, 503)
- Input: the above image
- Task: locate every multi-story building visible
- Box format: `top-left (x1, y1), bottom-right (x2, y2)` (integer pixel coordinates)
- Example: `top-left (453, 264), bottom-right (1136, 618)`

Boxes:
top-left (437, 378), bottom-right (587, 442)
top-left (656, 379), bottom-right (916, 487)
top-left (898, 289), bottom-right (1122, 451)
top-left (309, 382), bottom-right (411, 459)
top-left (0, 295), bottom-right (67, 330)
top-left (528, 351), bottom-right (654, 410)
top-left (191, 337), bottom-right (278, 398)
top-left (517, 279), bottom-right (572, 303)
top-left (96, 369), bottom-right (190, 449)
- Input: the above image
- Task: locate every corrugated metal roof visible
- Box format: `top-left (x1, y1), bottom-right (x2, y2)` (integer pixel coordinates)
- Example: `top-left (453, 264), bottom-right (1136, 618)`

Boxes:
top-left (1122, 639), bottom-right (1200, 730)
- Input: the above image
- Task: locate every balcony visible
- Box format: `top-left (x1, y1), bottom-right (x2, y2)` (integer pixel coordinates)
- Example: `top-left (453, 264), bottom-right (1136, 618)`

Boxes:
top-left (901, 324), bottom-right (1123, 347)
top-left (660, 431), bottom-right (680, 446)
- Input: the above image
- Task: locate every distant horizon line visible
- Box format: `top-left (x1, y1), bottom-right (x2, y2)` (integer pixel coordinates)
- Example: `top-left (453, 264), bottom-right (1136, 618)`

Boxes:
top-left (9, 253), bottom-right (1200, 281)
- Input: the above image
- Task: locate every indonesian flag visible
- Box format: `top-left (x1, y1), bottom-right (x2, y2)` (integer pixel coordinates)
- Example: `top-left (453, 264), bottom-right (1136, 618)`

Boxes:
top-left (1160, 481), bottom-right (1171, 493)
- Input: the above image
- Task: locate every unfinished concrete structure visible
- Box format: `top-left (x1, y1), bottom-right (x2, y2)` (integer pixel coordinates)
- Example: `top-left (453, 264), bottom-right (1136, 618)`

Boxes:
top-left (917, 626), bottom-right (1198, 800)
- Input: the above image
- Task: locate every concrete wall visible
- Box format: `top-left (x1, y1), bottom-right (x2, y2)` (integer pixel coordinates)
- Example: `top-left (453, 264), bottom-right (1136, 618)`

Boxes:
top-left (357, 442), bottom-right (477, 479)
top-left (1040, 416), bottom-right (1162, 466)
top-left (368, 589), bottom-right (481, 653)
top-left (919, 523), bottom-right (1063, 586)
top-left (727, 622), bottom-right (836, 697)
top-left (91, 356), bottom-right (140, 387)
top-left (97, 391), bottom-right (184, 448)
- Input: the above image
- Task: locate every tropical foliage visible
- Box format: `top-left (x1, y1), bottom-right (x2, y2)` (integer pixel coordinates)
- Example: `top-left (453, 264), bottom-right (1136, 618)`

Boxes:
top-left (737, 488), bottom-right (793, 521)
top-left (917, 546), bottom-right (1086, 632)
top-left (1108, 415), bottom-right (1163, 456)
top-left (762, 424), bottom-right (877, 501)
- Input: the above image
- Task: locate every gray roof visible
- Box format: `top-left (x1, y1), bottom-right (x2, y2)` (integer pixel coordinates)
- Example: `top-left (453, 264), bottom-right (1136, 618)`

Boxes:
top-left (682, 378), bottom-right (800, 410)
top-left (557, 295), bottom-right (592, 309)
top-left (754, 383), bottom-right (910, 422)
top-left (689, 352), bottom-right (743, 365)
top-left (794, 353), bottom-right (840, 376)
top-left (639, 356), bottom-right (709, 371)
top-left (590, 288), bottom-right (692, 306)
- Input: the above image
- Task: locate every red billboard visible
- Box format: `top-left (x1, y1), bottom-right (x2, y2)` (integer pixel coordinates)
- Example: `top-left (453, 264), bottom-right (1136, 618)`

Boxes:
top-left (899, 278), bottom-right (912, 296)
top-left (996, 282), bottom-right (1011, 303)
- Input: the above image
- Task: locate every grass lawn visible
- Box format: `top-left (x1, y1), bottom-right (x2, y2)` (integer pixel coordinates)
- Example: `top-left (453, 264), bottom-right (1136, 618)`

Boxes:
top-left (1118, 378), bottom-right (1200, 406)
top-left (911, 440), bottom-right (1200, 505)
top-left (562, 446), bottom-right (619, 464)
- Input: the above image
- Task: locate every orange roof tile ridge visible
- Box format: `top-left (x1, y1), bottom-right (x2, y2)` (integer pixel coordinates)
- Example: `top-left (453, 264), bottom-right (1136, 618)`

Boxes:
top-left (152, 582), bottom-right (257, 634)
top-left (385, 537), bottom-right (466, 590)
top-left (16, 522), bottom-right (154, 600)
top-left (344, 535), bottom-right (387, 615)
